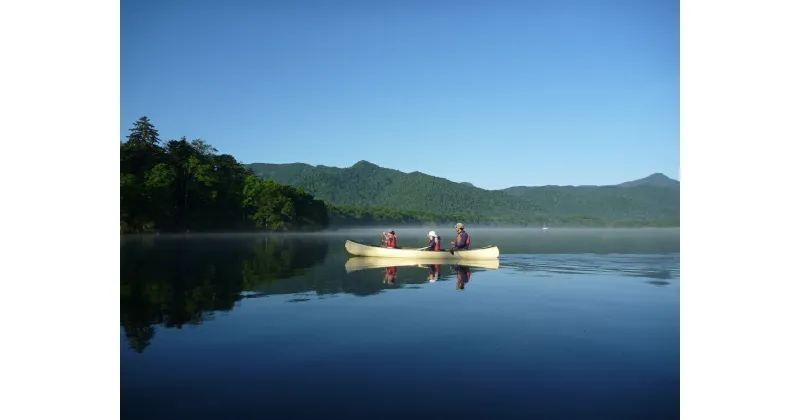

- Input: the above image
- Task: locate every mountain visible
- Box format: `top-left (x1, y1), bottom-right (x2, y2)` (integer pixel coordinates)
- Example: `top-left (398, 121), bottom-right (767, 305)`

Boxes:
top-left (617, 173), bottom-right (680, 189)
top-left (245, 161), bottom-right (679, 223)
top-left (247, 160), bottom-right (536, 219)
top-left (500, 173), bottom-right (679, 221)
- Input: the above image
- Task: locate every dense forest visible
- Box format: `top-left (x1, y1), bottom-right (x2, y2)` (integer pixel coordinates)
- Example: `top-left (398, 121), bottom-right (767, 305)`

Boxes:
top-left (327, 205), bottom-right (678, 228)
top-left (247, 161), bottom-right (680, 227)
top-left (120, 117), bottom-right (329, 233)
top-left (121, 116), bottom-right (679, 233)
top-left (248, 161), bottom-right (541, 219)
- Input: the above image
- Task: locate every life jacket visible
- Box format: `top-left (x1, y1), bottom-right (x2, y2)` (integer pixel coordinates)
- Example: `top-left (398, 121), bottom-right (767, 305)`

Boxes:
top-left (386, 235), bottom-right (397, 248)
top-left (456, 231), bottom-right (470, 249)
top-left (434, 235), bottom-right (441, 251)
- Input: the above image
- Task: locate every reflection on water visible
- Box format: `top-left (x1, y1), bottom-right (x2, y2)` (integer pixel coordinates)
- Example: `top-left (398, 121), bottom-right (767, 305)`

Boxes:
top-left (647, 280), bottom-right (671, 287)
top-left (121, 230), bottom-right (679, 419)
top-left (121, 232), bottom-right (679, 353)
top-left (501, 253), bottom-right (679, 283)
top-left (349, 258), bottom-right (488, 291)
top-left (120, 235), bottom-right (328, 353)
top-left (454, 265), bottom-right (471, 290)
top-left (345, 255), bottom-right (500, 272)
top-left (121, 235), bottom-right (499, 352)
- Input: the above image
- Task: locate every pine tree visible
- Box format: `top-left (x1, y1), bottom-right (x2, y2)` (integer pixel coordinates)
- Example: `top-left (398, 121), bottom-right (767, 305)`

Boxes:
top-left (126, 116), bottom-right (161, 145)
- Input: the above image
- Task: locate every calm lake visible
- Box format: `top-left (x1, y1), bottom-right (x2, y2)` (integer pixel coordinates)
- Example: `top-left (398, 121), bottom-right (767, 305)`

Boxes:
top-left (121, 228), bottom-right (680, 420)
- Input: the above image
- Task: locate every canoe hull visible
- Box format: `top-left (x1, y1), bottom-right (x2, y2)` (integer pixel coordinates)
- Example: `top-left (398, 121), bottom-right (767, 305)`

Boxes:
top-left (344, 240), bottom-right (500, 260)
top-left (345, 256), bottom-right (500, 273)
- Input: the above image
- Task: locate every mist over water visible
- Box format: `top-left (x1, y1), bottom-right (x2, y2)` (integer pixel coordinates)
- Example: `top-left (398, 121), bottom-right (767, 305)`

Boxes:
top-left (124, 226), bottom-right (679, 252)
top-left (121, 228), bottom-right (679, 419)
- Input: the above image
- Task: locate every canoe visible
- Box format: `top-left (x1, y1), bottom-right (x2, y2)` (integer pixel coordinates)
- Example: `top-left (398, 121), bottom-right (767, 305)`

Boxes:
top-left (344, 239), bottom-right (500, 260)
top-left (345, 256), bottom-right (500, 273)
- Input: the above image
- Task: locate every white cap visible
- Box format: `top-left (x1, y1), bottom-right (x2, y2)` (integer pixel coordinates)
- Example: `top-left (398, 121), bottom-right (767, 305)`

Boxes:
top-left (428, 231), bottom-right (436, 237)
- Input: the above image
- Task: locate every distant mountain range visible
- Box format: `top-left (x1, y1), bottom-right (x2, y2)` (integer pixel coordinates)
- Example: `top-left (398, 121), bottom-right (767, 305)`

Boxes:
top-left (245, 161), bottom-right (679, 223)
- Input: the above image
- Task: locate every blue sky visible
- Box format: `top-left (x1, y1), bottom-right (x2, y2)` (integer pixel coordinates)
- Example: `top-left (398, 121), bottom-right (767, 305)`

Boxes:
top-left (121, 0), bottom-right (678, 190)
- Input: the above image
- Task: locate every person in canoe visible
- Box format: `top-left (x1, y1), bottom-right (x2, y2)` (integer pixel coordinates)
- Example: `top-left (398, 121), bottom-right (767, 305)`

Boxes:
top-left (425, 230), bottom-right (442, 251)
top-left (449, 223), bottom-right (471, 254)
top-left (382, 230), bottom-right (398, 248)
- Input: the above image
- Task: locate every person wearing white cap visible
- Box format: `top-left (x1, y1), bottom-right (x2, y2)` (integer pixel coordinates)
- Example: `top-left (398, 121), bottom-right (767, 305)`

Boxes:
top-left (425, 230), bottom-right (441, 251)
top-left (449, 222), bottom-right (471, 254)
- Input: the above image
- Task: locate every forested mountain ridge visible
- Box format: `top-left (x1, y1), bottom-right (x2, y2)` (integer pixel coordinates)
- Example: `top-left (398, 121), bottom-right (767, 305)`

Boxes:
top-left (120, 116), bottom-right (678, 232)
top-left (247, 160), bottom-right (541, 219)
top-left (245, 161), bottom-right (679, 222)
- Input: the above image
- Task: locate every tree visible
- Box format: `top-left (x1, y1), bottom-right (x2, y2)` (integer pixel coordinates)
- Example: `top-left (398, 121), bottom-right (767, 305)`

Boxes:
top-left (120, 117), bottom-right (331, 233)
top-left (126, 116), bottom-right (161, 146)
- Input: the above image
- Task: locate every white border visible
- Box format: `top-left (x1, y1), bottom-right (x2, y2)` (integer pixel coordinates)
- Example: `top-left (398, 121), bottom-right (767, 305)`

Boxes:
top-left (3, 0), bottom-right (800, 418)
top-left (1, 0), bottom-right (119, 417)
top-left (682, 0), bottom-right (798, 418)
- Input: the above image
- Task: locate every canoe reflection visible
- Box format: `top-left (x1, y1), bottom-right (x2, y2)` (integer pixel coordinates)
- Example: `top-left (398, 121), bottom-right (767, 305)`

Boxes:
top-left (345, 256), bottom-right (498, 291)
top-left (345, 256), bottom-right (500, 273)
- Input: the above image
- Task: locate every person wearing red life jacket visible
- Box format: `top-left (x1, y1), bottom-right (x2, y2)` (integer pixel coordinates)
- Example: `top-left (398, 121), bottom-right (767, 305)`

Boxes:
top-left (449, 223), bottom-right (471, 254)
top-left (382, 230), bottom-right (398, 248)
top-left (425, 230), bottom-right (441, 251)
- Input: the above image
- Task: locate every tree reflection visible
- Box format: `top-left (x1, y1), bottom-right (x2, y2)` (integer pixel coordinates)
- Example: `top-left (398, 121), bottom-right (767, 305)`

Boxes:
top-left (120, 236), bottom-right (328, 352)
top-left (121, 237), bottom-right (501, 353)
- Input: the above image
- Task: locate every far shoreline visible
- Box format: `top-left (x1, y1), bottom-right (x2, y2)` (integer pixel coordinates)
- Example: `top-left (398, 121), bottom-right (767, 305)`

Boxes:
top-left (120, 226), bottom-right (680, 239)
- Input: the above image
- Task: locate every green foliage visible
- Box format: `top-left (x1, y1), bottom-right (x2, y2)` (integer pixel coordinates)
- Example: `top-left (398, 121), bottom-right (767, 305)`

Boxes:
top-left (246, 161), bottom-right (680, 227)
top-left (126, 116), bottom-right (161, 146)
top-left (327, 205), bottom-right (678, 228)
top-left (120, 117), bottom-right (330, 233)
top-left (247, 161), bottom-right (540, 218)
top-left (501, 185), bottom-right (679, 221)
top-left (242, 175), bottom-right (329, 231)
top-left (121, 116), bottom-right (678, 231)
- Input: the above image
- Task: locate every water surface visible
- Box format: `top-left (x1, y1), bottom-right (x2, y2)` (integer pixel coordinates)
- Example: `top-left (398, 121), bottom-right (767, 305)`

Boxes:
top-left (121, 228), bottom-right (679, 419)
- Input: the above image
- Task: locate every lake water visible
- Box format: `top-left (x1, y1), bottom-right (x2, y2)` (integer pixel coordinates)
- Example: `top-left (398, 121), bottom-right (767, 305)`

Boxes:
top-left (121, 228), bottom-right (680, 419)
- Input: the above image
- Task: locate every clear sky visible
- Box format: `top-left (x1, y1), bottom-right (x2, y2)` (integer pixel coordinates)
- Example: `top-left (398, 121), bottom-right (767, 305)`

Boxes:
top-left (121, 0), bottom-right (679, 190)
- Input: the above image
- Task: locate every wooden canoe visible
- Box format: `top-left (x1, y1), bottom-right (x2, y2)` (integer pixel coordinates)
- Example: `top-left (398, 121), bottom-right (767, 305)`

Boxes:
top-left (345, 256), bottom-right (500, 273)
top-left (344, 239), bottom-right (500, 260)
